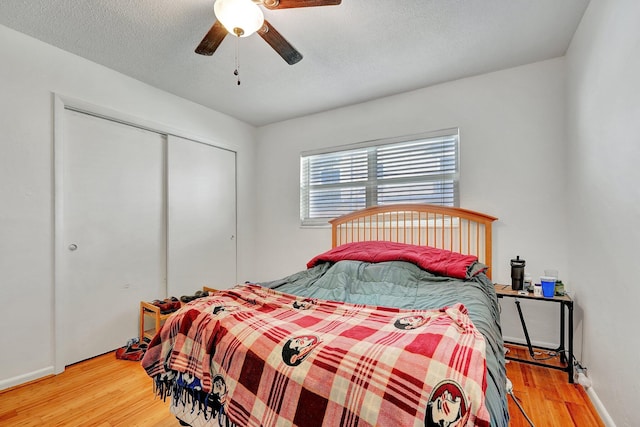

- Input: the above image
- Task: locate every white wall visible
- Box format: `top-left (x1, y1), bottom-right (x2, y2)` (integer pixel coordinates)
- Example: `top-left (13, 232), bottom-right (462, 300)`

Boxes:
top-left (0, 25), bottom-right (256, 389)
top-left (7, 6), bottom-right (633, 422)
top-left (566, 0), bottom-right (640, 425)
top-left (255, 58), bottom-right (571, 348)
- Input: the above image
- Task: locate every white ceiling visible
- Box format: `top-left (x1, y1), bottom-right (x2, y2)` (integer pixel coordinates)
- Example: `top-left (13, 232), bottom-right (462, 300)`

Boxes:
top-left (0, 0), bottom-right (589, 126)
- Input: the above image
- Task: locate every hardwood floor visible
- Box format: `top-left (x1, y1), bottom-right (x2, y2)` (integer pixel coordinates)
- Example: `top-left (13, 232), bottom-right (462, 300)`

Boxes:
top-left (0, 352), bottom-right (176, 426)
top-left (505, 344), bottom-right (604, 427)
top-left (0, 346), bottom-right (604, 426)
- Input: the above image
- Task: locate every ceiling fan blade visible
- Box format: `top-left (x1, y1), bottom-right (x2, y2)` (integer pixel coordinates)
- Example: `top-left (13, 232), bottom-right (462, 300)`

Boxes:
top-left (257, 20), bottom-right (303, 65)
top-left (262, 0), bottom-right (341, 10)
top-left (195, 20), bottom-right (228, 56)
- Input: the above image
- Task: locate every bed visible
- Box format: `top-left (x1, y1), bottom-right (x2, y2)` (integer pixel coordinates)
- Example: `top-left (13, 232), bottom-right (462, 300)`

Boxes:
top-left (141, 204), bottom-right (508, 426)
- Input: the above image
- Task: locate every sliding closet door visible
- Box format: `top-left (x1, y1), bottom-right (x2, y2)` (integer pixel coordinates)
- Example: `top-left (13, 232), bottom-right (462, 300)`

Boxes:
top-left (59, 110), bottom-right (165, 366)
top-left (167, 136), bottom-right (237, 297)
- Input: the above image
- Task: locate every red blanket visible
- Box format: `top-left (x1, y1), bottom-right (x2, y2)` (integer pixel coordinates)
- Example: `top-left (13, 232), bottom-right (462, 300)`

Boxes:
top-left (307, 241), bottom-right (481, 279)
top-left (142, 284), bottom-right (490, 427)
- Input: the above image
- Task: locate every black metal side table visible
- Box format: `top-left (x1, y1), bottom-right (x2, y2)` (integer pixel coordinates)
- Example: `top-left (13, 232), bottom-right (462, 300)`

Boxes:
top-left (494, 284), bottom-right (574, 383)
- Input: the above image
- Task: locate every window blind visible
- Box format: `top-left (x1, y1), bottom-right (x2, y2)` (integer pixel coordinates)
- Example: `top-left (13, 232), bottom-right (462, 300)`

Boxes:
top-left (300, 130), bottom-right (459, 226)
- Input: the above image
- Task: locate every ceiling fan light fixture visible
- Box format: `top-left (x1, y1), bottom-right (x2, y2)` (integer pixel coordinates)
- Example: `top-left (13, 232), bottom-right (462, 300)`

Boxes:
top-left (214, 0), bottom-right (265, 37)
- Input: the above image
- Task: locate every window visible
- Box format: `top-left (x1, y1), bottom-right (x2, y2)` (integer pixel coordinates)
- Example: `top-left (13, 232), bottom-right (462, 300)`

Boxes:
top-left (300, 129), bottom-right (459, 226)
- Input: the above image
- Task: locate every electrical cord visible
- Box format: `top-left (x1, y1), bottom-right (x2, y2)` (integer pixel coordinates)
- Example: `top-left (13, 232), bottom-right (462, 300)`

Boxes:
top-left (531, 350), bottom-right (558, 361)
top-left (506, 378), bottom-right (535, 427)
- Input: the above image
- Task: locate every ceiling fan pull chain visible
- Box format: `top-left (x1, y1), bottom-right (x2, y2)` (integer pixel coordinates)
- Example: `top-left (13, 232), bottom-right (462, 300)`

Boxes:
top-left (234, 35), bottom-right (241, 86)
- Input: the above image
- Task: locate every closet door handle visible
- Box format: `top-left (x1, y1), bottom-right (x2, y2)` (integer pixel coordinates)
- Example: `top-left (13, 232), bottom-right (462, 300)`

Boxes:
top-left (68, 243), bottom-right (78, 251)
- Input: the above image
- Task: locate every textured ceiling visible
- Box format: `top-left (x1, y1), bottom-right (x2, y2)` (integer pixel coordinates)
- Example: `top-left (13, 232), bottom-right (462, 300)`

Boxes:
top-left (0, 0), bottom-right (589, 126)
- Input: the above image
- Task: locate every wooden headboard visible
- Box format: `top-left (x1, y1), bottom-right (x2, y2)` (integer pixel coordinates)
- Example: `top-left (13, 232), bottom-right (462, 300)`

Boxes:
top-left (329, 204), bottom-right (498, 278)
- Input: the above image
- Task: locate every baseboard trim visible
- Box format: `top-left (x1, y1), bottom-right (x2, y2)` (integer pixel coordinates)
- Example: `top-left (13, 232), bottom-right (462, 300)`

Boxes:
top-left (503, 335), bottom-right (559, 350)
top-left (0, 366), bottom-right (54, 392)
top-left (586, 386), bottom-right (616, 426)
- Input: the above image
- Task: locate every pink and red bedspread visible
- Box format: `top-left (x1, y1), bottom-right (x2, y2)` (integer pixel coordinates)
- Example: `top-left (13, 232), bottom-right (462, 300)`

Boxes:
top-left (142, 283), bottom-right (490, 427)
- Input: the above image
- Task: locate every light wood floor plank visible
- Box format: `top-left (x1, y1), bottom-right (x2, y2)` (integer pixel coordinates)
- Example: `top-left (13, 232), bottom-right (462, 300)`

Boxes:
top-left (506, 344), bottom-right (604, 427)
top-left (0, 352), bottom-right (175, 426)
top-left (1, 347), bottom-right (605, 426)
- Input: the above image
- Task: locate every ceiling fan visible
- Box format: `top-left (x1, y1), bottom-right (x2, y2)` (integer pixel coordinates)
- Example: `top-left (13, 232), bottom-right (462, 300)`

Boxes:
top-left (195, 0), bottom-right (342, 65)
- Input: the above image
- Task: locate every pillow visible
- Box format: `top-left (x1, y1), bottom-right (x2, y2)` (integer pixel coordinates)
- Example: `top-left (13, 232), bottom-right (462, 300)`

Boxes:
top-left (307, 241), bottom-right (485, 280)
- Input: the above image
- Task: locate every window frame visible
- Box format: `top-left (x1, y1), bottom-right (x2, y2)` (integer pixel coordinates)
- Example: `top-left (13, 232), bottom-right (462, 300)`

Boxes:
top-left (300, 128), bottom-right (460, 227)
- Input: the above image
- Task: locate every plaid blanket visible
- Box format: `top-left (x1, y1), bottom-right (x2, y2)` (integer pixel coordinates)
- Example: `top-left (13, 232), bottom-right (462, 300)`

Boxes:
top-left (142, 284), bottom-right (490, 427)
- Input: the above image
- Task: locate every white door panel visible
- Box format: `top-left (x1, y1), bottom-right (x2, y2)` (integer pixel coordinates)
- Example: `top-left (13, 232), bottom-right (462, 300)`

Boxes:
top-left (167, 135), bottom-right (237, 297)
top-left (61, 110), bottom-right (165, 366)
